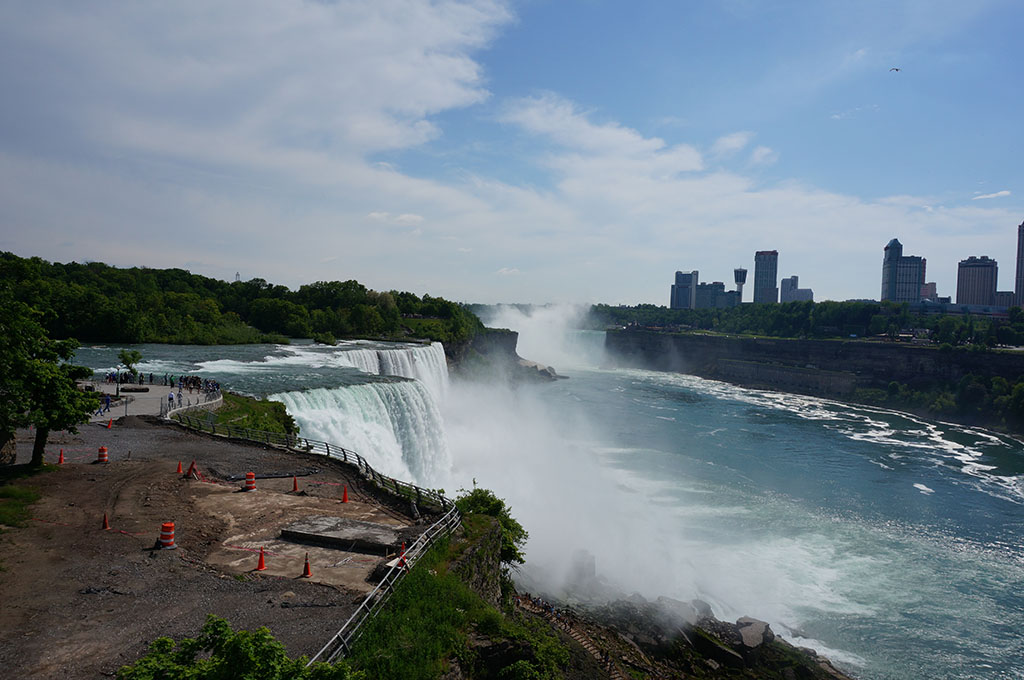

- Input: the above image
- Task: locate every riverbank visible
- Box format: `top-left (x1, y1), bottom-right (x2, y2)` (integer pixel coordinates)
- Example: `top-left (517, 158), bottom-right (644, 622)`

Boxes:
top-left (604, 328), bottom-right (1024, 434)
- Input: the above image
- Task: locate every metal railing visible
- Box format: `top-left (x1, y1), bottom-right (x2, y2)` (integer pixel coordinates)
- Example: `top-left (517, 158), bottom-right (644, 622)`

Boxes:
top-left (171, 412), bottom-right (462, 659)
top-left (308, 502), bottom-right (463, 665)
top-left (162, 389), bottom-right (223, 419)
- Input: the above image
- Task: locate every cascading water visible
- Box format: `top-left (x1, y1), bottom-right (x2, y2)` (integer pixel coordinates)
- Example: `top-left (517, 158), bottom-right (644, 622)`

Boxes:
top-left (331, 341), bottom-right (449, 402)
top-left (272, 379), bottom-right (450, 486)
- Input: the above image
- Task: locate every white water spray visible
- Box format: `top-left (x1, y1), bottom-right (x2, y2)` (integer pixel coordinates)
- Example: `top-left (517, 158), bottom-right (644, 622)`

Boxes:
top-left (272, 378), bottom-right (451, 487)
top-left (478, 304), bottom-right (607, 370)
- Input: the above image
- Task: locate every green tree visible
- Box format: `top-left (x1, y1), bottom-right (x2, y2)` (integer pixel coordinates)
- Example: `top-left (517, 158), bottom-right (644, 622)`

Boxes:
top-left (0, 292), bottom-right (98, 467)
top-left (455, 486), bottom-right (529, 566)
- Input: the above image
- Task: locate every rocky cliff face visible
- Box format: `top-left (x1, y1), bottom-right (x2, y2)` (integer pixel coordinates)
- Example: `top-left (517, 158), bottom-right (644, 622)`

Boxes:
top-left (451, 516), bottom-right (503, 608)
top-left (605, 329), bottom-right (1024, 397)
top-left (448, 328), bottom-right (560, 383)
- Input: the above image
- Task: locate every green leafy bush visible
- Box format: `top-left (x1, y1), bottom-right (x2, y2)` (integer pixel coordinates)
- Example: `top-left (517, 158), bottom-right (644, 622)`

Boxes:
top-left (117, 615), bottom-right (360, 679)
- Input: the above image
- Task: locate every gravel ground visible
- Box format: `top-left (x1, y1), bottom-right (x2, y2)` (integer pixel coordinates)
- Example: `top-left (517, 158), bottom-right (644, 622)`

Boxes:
top-left (0, 416), bottom-right (425, 678)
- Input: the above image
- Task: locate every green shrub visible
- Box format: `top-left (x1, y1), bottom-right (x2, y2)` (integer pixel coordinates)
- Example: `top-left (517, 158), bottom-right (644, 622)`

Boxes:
top-left (117, 615), bottom-right (360, 679)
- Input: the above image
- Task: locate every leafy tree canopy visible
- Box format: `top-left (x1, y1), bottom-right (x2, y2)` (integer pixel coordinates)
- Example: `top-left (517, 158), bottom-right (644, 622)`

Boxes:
top-left (0, 252), bottom-right (482, 346)
top-left (0, 288), bottom-right (98, 466)
top-left (456, 485), bottom-right (529, 566)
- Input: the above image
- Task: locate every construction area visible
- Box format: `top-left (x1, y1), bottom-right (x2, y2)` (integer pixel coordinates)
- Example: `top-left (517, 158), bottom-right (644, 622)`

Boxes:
top-left (0, 415), bottom-right (433, 678)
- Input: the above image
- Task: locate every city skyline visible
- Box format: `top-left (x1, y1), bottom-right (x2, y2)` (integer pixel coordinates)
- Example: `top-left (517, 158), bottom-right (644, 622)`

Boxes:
top-left (0, 2), bottom-right (1022, 305)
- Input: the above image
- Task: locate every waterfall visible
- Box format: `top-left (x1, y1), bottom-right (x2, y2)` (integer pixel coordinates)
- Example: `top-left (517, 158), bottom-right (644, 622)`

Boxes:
top-left (333, 342), bottom-right (449, 401)
top-left (271, 379), bottom-right (450, 487)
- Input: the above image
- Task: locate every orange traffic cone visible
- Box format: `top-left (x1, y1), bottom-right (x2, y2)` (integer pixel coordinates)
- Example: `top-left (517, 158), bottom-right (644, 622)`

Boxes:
top-left (399, 542), bottom-right (408, 570)
top-left (102, 513), bottom-right (111, 531)
top-left (301, 552), bottom-right (312, 578)
top-left (256, 547), bottom-right (267, 571)
top-left (58, 449), bottom-right (64, 465)
top-left (185, 460), bottom-right (196, 478)
top-left (176, 461), bottom-right (182, 474)
top-left (341, 485), bottom-right (348, 503)
top-left (107, 419), bottom-right (112, 429)
top-left (292, 476), bottom-right (299, 493)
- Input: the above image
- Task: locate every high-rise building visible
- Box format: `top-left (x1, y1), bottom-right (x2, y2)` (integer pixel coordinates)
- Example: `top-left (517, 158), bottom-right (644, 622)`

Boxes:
top-left (670, 270), bottom-right (698, 309)
top-left (956, 256), bottom-right (998, 306)
top-left (734, 268), bottom-right (747, 302)
top-left (1015, 221), bottom-right (1024, 306)
top-left (996, 291), bottom-right (1015, 308)
top-left (920, 282), bottom-right (938, 302)
top-left (695, 282), bottom-right (741, 309)
top-left (753, 251), bottom-right (778, 304)
top-left (780, 275), bottom-right (813, 302)
top-left (880, 239), bottom-right (926, 303)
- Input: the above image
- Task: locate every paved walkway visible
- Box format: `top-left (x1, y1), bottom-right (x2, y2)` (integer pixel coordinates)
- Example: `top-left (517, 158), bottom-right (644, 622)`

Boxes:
top-left (83, 381), bottom-right (215, 422)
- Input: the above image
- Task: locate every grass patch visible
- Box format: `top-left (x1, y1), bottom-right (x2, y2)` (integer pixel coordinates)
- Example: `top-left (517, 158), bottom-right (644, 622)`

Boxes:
top-left (0, 485), bottom-right (41, 530)
top-left (348, 532), bottom-right (568, 680)
top-left (0, 464), bottom-right (51, 535)
top-left (214, 392), bottom-right (299, 435)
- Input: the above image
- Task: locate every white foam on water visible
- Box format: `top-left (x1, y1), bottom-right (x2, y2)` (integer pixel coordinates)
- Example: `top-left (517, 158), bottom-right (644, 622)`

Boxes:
top-left (913, 483), bottom-right (935, 495)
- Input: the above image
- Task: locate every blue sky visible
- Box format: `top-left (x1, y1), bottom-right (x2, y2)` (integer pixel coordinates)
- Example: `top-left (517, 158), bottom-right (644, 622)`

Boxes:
top-left (0, 0), bottom-right (1021, 304)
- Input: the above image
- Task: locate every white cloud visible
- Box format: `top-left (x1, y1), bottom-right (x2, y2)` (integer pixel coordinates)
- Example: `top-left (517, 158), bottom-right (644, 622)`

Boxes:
top-left (0, 1), bottom-right (1019, 306)
top-left (394, 213), bottom-right (425, 225)
top-left (712, 132), bottom-right (754, 156)
top-left (749, 146), bottom-right (778, 166)
top-left (972, 190), bottom-right (1011, 200)
top-left (501, 93), bottom-right (702, 170)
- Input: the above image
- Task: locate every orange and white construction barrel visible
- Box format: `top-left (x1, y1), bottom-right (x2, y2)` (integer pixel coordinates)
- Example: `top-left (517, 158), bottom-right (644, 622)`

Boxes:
top-left (158, 522), bottom-right (177, 550)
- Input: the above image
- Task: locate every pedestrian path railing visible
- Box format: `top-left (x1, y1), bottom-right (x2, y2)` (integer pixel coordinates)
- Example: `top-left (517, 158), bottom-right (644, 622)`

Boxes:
top-left (162, 389), bottom-right (223, 419)
top-left (308, 502), bottom-right (462, 665)
top-left (172, 411), bottom-right (450, 511)
top-left (170, 411), bottom-right (462, 661)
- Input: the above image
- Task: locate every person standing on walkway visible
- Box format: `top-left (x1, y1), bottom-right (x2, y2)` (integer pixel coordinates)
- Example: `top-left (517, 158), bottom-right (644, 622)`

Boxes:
top-left (103, 393), bottom-right (111, 413)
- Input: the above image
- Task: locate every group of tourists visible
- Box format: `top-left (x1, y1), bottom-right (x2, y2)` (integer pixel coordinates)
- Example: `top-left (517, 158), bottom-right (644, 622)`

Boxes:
top-left (165, 374), bottom-right (219, 393)
top-left (103, 371), bottom-right (150, 385)
top-left (164, 374), bottom-right (221, 413)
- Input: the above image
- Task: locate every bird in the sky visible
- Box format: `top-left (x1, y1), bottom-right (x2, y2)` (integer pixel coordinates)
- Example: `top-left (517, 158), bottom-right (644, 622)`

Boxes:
top-left (890, 67), bottom-right (901, 72)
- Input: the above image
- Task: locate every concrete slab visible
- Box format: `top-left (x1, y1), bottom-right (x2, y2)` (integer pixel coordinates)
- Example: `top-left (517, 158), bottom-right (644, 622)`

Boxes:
top-left (196, 481), bottom-right (412, 591)
top-left (281, 516), bottom-right (402, 553)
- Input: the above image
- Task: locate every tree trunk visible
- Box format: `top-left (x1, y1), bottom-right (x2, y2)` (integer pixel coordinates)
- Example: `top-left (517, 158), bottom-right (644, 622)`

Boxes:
top-left (30, 426), bottom-right (49, 467)
top-left (0, 431), bottom-right (15, 466)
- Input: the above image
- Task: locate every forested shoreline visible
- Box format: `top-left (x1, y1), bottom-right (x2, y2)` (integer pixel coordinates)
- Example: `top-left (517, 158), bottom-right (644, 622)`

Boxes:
top-left (591, 300), bottom-right (1024, 346)
top-left (0, 253), bottom-right (481, 346)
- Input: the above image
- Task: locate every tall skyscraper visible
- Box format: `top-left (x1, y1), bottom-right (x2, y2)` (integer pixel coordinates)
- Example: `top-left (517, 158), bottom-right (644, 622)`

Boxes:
top-left (956, 256), bottom-right (998, 306)
top-left (880, 239), bottom-right (926, 303)
top-left (753, 251), bottom-right (778, 304)
top-left (670, 270), bottom-right (698, 309)
top-left (1015, 221), bottom-right (1024, 306)
top-left (734, 268), bottom-right (747, 302)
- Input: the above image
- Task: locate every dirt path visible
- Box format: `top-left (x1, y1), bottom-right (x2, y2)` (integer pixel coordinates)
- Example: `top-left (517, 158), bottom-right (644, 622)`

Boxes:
top-left (0, 416), bottom-right (425, 678)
